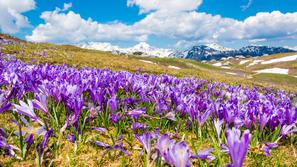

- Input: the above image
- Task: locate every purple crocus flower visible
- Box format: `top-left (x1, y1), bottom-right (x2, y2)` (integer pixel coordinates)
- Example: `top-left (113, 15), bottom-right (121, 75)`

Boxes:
top-left (92, 127), bottom-right (107, 133)
top-left (155, 133), bottom-right (176, 163)
top-left (197, 148), bottom-right (215, 161)
top-left (280, 123), bottom-right (297, 137)
top-left (167, 141), bottom-right (191, 167)
top-left (32, 93), bottom-right (48, 114)
top-left (13, 100), bottom-right (39, 122)
top-left (24, 134), bottom-right (34, 151)
top-left (66, 134), bottom-right (75, 143)
top-left (0, 102), bottom-right (11, 113)
top-left (132, 122), bottom-right (148, 131)
top-left (0, 128), bottom-right (8, 138)
top-left (259, 113), bottom-right (269, 130)
top-left (261, 142), bottom-right (278, 157)
top-left (107, 94), bottom-right (118, 113)
top-left (41, 129), bottom-right (53, 154)
top-left (92, 136), bottom-right (130, 155)
top-left (0, 136), bottom-right (16, 157)
top-left (127, 107), bottom-right (147, 120)
top-left (93, 140), bottom-right (112, 148)
top-left (111, 113), bottom-right (121, 123)
top-left (0, 94), bottom-right (11, 113)
top-left (135, 132), bottom-right (152, 154)
top-left (197, 109), bottom-right (212, 127)
top-left (164, 111), bottom-right (176, 121)
top-left (36, 128), bottom-right (53, 164)
top-left (214, 119), bottom-right (223, 141)
top-left (226, 128), bottom-right (251, 167)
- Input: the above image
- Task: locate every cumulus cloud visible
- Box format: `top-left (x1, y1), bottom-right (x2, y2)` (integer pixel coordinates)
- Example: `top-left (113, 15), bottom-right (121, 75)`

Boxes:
top-left (27, 2), bottom-right (297, 46)
top-left (26, 8), bottom-right (147, 43)
top-left (127, 0), bottom-right (202, 14)
top-left (0, 0), bottom-right (35, 33)
top-left (242, 11), bottom-right (297, 39)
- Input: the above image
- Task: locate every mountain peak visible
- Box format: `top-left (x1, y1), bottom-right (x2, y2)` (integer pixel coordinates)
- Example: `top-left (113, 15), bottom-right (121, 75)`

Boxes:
top-left (205, 43), bottom-right (233, 51)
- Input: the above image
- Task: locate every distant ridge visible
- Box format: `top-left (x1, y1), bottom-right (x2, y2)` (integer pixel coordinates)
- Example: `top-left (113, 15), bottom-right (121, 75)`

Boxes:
top-left (170, 44), bottom-right (296, 61)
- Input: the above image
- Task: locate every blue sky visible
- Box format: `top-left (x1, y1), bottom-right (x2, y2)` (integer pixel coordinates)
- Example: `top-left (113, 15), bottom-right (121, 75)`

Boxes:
top-left (1, 0), bottom-right (297, 49)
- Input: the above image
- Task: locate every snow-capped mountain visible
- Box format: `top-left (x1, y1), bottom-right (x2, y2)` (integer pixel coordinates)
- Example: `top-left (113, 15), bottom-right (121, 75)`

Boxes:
top-left (79, 42), bottom-right (173, 58)
top-left (205, 43), bottom-right (233, 51)
top-left (79, 42), bottom-right (120, 52)
top-left (170, 44), bottom-right (295, 61)
top-left (80, 42), bottom-right (295, 61)
top-left (169, 43), bottom-right (234, 59)
top-left (238, 45), bottom-right (295, 57)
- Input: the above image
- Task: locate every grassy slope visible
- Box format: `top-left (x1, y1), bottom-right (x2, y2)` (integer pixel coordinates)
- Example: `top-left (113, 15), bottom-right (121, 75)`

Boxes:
top-left (2, 39), bottom-right (297, 91)
top-left (0, 35), bottom-right (297, 166)
top-left (208, 52), bottom-right (297, 90)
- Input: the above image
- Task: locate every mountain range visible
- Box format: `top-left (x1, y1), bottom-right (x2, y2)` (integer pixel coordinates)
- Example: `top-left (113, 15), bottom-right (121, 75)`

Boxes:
top-left (169, 45), bottom-right (296, 61)
top-left (79, 42), bottom-right (296, 61)
top-left (79, 42), bottom-right (172, 58)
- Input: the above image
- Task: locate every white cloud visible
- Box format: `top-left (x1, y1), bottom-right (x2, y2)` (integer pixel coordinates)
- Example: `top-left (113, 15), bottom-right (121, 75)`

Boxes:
top-left (26, 8), bottom-right (147, 43)
top-left (130, 11), bottom-right (244, 43)
top-left (248, 38), bottom-right (267, 43)
top-left (26, 2), bottom-right (297, 46)
top-left (0, 0), bottom-right (35, 33)
top-left (242, 11), bottom-right (297, 39)
top-left (127, 0), bottom-right (202, 14)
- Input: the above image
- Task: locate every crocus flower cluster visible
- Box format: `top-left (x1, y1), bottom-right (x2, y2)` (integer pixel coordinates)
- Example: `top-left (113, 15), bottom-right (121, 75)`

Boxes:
top-left (0, 46), bottom-right (296, 166)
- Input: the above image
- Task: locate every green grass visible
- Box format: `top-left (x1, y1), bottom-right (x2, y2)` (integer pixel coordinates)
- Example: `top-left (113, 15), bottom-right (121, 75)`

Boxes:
top-left (3, 40), bottom-right (297, 92)
top-left (1, 35), bottom-right (297, 166)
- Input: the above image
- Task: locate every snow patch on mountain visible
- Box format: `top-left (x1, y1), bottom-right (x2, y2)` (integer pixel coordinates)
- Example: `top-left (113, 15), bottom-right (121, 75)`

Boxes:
top-left (205, 43), bottom-right (233, 51)
top-left (239, 60), bottom-right (250, 65)
top-left (79, 42), bottom-right (172, 57)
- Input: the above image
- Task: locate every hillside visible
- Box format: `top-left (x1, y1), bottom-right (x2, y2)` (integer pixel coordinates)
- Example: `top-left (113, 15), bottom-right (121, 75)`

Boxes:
top-left (0, 34), bottom-right (297, 167)
top-left (1, 34), bottom-right (296, 91)
top-left (207, 52), bottom-right (297, 88)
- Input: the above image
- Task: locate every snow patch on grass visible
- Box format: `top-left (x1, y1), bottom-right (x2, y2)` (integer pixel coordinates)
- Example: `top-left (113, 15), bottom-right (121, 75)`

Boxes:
top-left (247, 60), bottom-right (263, 67)
top-left (239, 60), bottom-right (249, 65)
top-left (255, 68), bottom-right (289, 75)
top-left (213, 62), bottom-right (222, 67)
top-left (261, 55), bottom-right (297, 64)
top-left (168, 65), bottom-right (181, 70)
